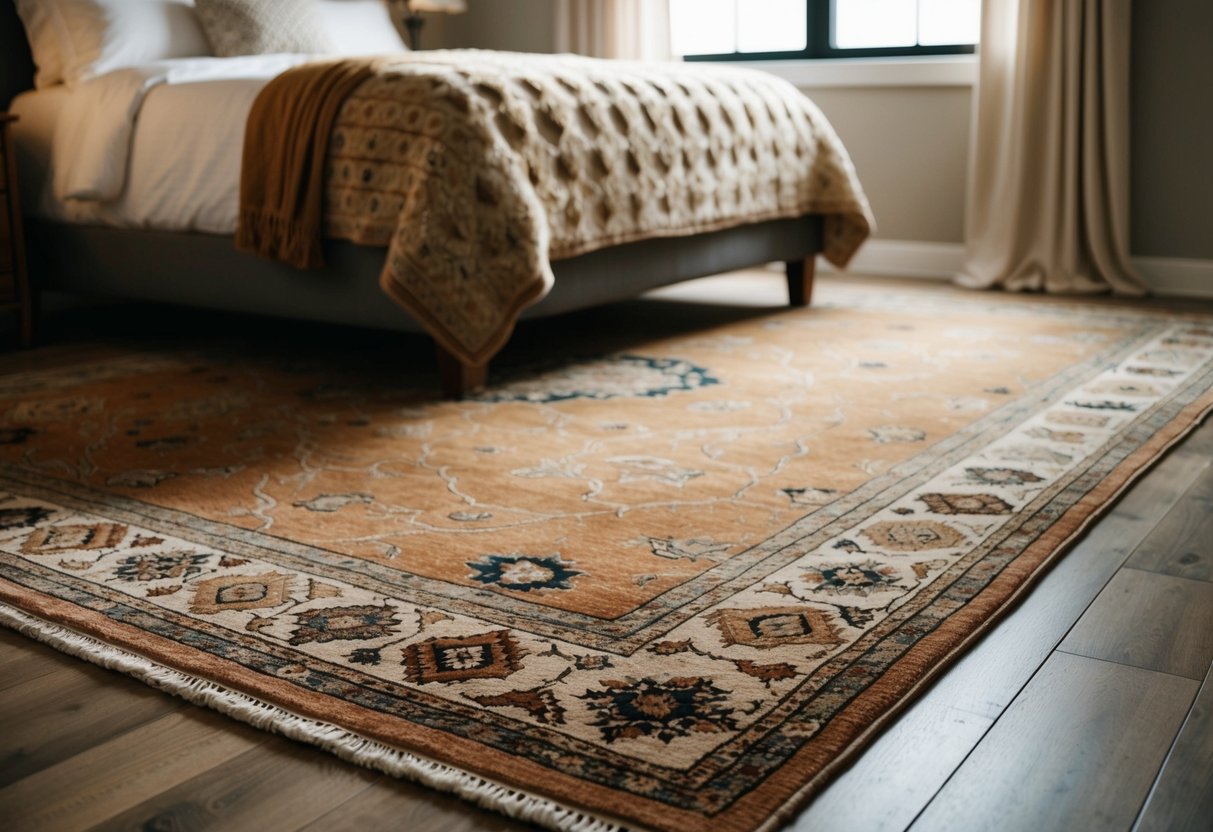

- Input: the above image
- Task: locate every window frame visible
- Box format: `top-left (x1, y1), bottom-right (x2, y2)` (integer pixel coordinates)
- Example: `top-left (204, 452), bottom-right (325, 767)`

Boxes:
top-left (680, 0), bottom-right (977, 63)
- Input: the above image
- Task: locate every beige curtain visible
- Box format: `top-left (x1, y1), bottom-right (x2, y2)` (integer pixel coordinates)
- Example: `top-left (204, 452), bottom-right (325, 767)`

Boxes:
top-left (957, 0), bottom-right (1147, 295)
top-left (554, 0), bottom-right (671, 61)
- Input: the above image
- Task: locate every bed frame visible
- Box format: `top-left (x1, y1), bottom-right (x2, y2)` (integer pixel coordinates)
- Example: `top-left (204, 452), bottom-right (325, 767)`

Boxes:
top-left (1, 1), bottom-right (819, 397)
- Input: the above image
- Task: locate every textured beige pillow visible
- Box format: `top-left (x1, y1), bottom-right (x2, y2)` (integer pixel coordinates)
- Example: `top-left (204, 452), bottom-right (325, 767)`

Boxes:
top-left (195, 0), bottom-right (334, 56)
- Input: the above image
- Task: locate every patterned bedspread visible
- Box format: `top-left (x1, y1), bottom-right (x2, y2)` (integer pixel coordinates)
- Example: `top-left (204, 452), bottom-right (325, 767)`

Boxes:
top-left (258, 51), bottom-right (874, 365)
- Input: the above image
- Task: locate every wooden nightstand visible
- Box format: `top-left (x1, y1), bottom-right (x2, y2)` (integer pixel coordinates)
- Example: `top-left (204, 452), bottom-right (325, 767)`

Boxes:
top-left (1, 113), bottom-right (33, 347)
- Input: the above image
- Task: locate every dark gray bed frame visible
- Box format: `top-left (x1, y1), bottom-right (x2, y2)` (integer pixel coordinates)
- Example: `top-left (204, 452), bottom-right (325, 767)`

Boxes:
top-left (1, 0), bottom-right (819, 396)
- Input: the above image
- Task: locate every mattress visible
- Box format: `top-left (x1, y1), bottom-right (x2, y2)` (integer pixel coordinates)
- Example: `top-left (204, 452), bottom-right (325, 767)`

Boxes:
top-left (9, 55), bottom-right (314, 234)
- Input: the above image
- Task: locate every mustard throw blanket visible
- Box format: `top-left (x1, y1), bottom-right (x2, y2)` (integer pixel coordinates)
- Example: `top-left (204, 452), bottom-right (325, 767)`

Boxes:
top-left (239, 51), bottom-right (874, 365)
top-left (237, 59), bottom-right (379, 269)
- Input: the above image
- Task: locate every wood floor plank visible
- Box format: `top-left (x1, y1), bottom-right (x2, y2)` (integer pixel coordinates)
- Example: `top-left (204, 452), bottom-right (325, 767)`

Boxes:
top-left (910, 653), bottom-right (1198, 832)
top-left (1134, 664), bottom-right (1213, 832)
top-left (790, 700), bottom-right (995, 832)
top-left (299, 774), bottom-right (522, 832)
top-left (0, 662), bottom-right (183, 786)
top-left (1060, 568), bottom-right (1213, 680)
top-left (0, 627), bottom-right (67, 691)
top-left (92, 735), bottom-right (381, 832)
top-left (1124, 463), bottom-right (1213, 583)
top-left (792, 436), bottom-right (1213, 832)
top-left (0, 710), bottom-right (267, 832)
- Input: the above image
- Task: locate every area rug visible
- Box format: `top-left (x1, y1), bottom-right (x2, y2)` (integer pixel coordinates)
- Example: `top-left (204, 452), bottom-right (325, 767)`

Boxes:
top-left (2, 284), bottom-right (1212, 832)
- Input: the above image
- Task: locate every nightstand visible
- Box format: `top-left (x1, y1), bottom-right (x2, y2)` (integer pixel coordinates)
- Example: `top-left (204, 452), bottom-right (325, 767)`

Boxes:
top-left (1, 113), bottom-right (33, 347)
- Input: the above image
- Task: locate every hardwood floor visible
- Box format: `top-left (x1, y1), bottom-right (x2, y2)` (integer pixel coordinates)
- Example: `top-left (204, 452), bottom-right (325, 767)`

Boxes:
top-left (1, 274), bottom-right (1211, 832)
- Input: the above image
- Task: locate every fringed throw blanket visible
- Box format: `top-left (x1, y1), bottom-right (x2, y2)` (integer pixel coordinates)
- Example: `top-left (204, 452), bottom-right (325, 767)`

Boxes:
top-left (239, 50), bottom-right (874, 365)
top-left (237, 60), bottom-right (380, 270)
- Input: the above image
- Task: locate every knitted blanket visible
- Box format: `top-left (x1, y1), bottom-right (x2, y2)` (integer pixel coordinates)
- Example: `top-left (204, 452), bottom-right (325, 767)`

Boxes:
top-left (246, 50), bottom-right (874, 365)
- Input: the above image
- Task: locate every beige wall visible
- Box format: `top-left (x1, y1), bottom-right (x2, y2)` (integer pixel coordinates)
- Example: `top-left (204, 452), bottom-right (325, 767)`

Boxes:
top-left (1130, 0), bottom-right (1213, 260)
top-left (798, 87), bottom-right (971, 244)
top-left (426, 0), bottom-right (558, 53)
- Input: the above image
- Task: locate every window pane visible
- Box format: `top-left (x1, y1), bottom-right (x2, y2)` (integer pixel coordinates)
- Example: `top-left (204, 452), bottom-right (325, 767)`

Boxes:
top-left (833, 0), bottom-right (916, 48)
top-left (737, 0), bottom-right (807, 53)
top-left (670, 0), bottom-right (737, 55)
top-left (919, 0), bottom-right (981, 45)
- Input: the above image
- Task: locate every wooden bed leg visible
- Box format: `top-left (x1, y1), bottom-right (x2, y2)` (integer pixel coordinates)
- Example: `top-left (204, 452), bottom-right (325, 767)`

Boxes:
top-left (785, 256), bottom-right (817, 308)
top-left (435, 343), bottom-right (487, 399)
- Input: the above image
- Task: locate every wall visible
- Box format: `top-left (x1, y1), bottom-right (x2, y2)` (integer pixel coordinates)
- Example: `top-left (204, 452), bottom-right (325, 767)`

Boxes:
top-left (426, 0), bottom-right (558, 53)
top-left (1130, 0), bottom-right (1213, 261)
top-left (793, 86), bottom-right (970, 245)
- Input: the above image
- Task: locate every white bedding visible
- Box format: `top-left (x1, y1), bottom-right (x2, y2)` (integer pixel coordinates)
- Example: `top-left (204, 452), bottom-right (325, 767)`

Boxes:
top-left (11, 55), bottom-right (315, 234)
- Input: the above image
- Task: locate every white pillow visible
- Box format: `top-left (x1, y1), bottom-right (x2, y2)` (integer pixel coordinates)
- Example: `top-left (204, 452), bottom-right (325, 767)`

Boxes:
top-left (315, 0), bottom-right (408, 55)
top-left (15, 0), bottom-right (212, 89)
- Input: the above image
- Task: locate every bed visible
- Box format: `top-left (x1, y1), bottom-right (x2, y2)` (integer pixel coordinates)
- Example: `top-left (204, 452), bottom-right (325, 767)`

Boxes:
top-left (0, 0), bottom-right (872, 397)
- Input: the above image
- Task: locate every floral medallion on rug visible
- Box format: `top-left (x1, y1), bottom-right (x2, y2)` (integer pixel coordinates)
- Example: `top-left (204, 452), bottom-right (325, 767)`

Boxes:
top-left (2, 286), bottom-right (1212, 832)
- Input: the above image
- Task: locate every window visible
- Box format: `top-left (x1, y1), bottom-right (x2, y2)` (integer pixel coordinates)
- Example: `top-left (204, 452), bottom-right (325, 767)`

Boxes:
top-left (670, 0), bottom-right (980, 61)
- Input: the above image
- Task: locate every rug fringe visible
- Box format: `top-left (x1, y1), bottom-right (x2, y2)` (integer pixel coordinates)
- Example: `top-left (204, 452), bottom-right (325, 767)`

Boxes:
top-left (0, 602), bottom-right (629, 832)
